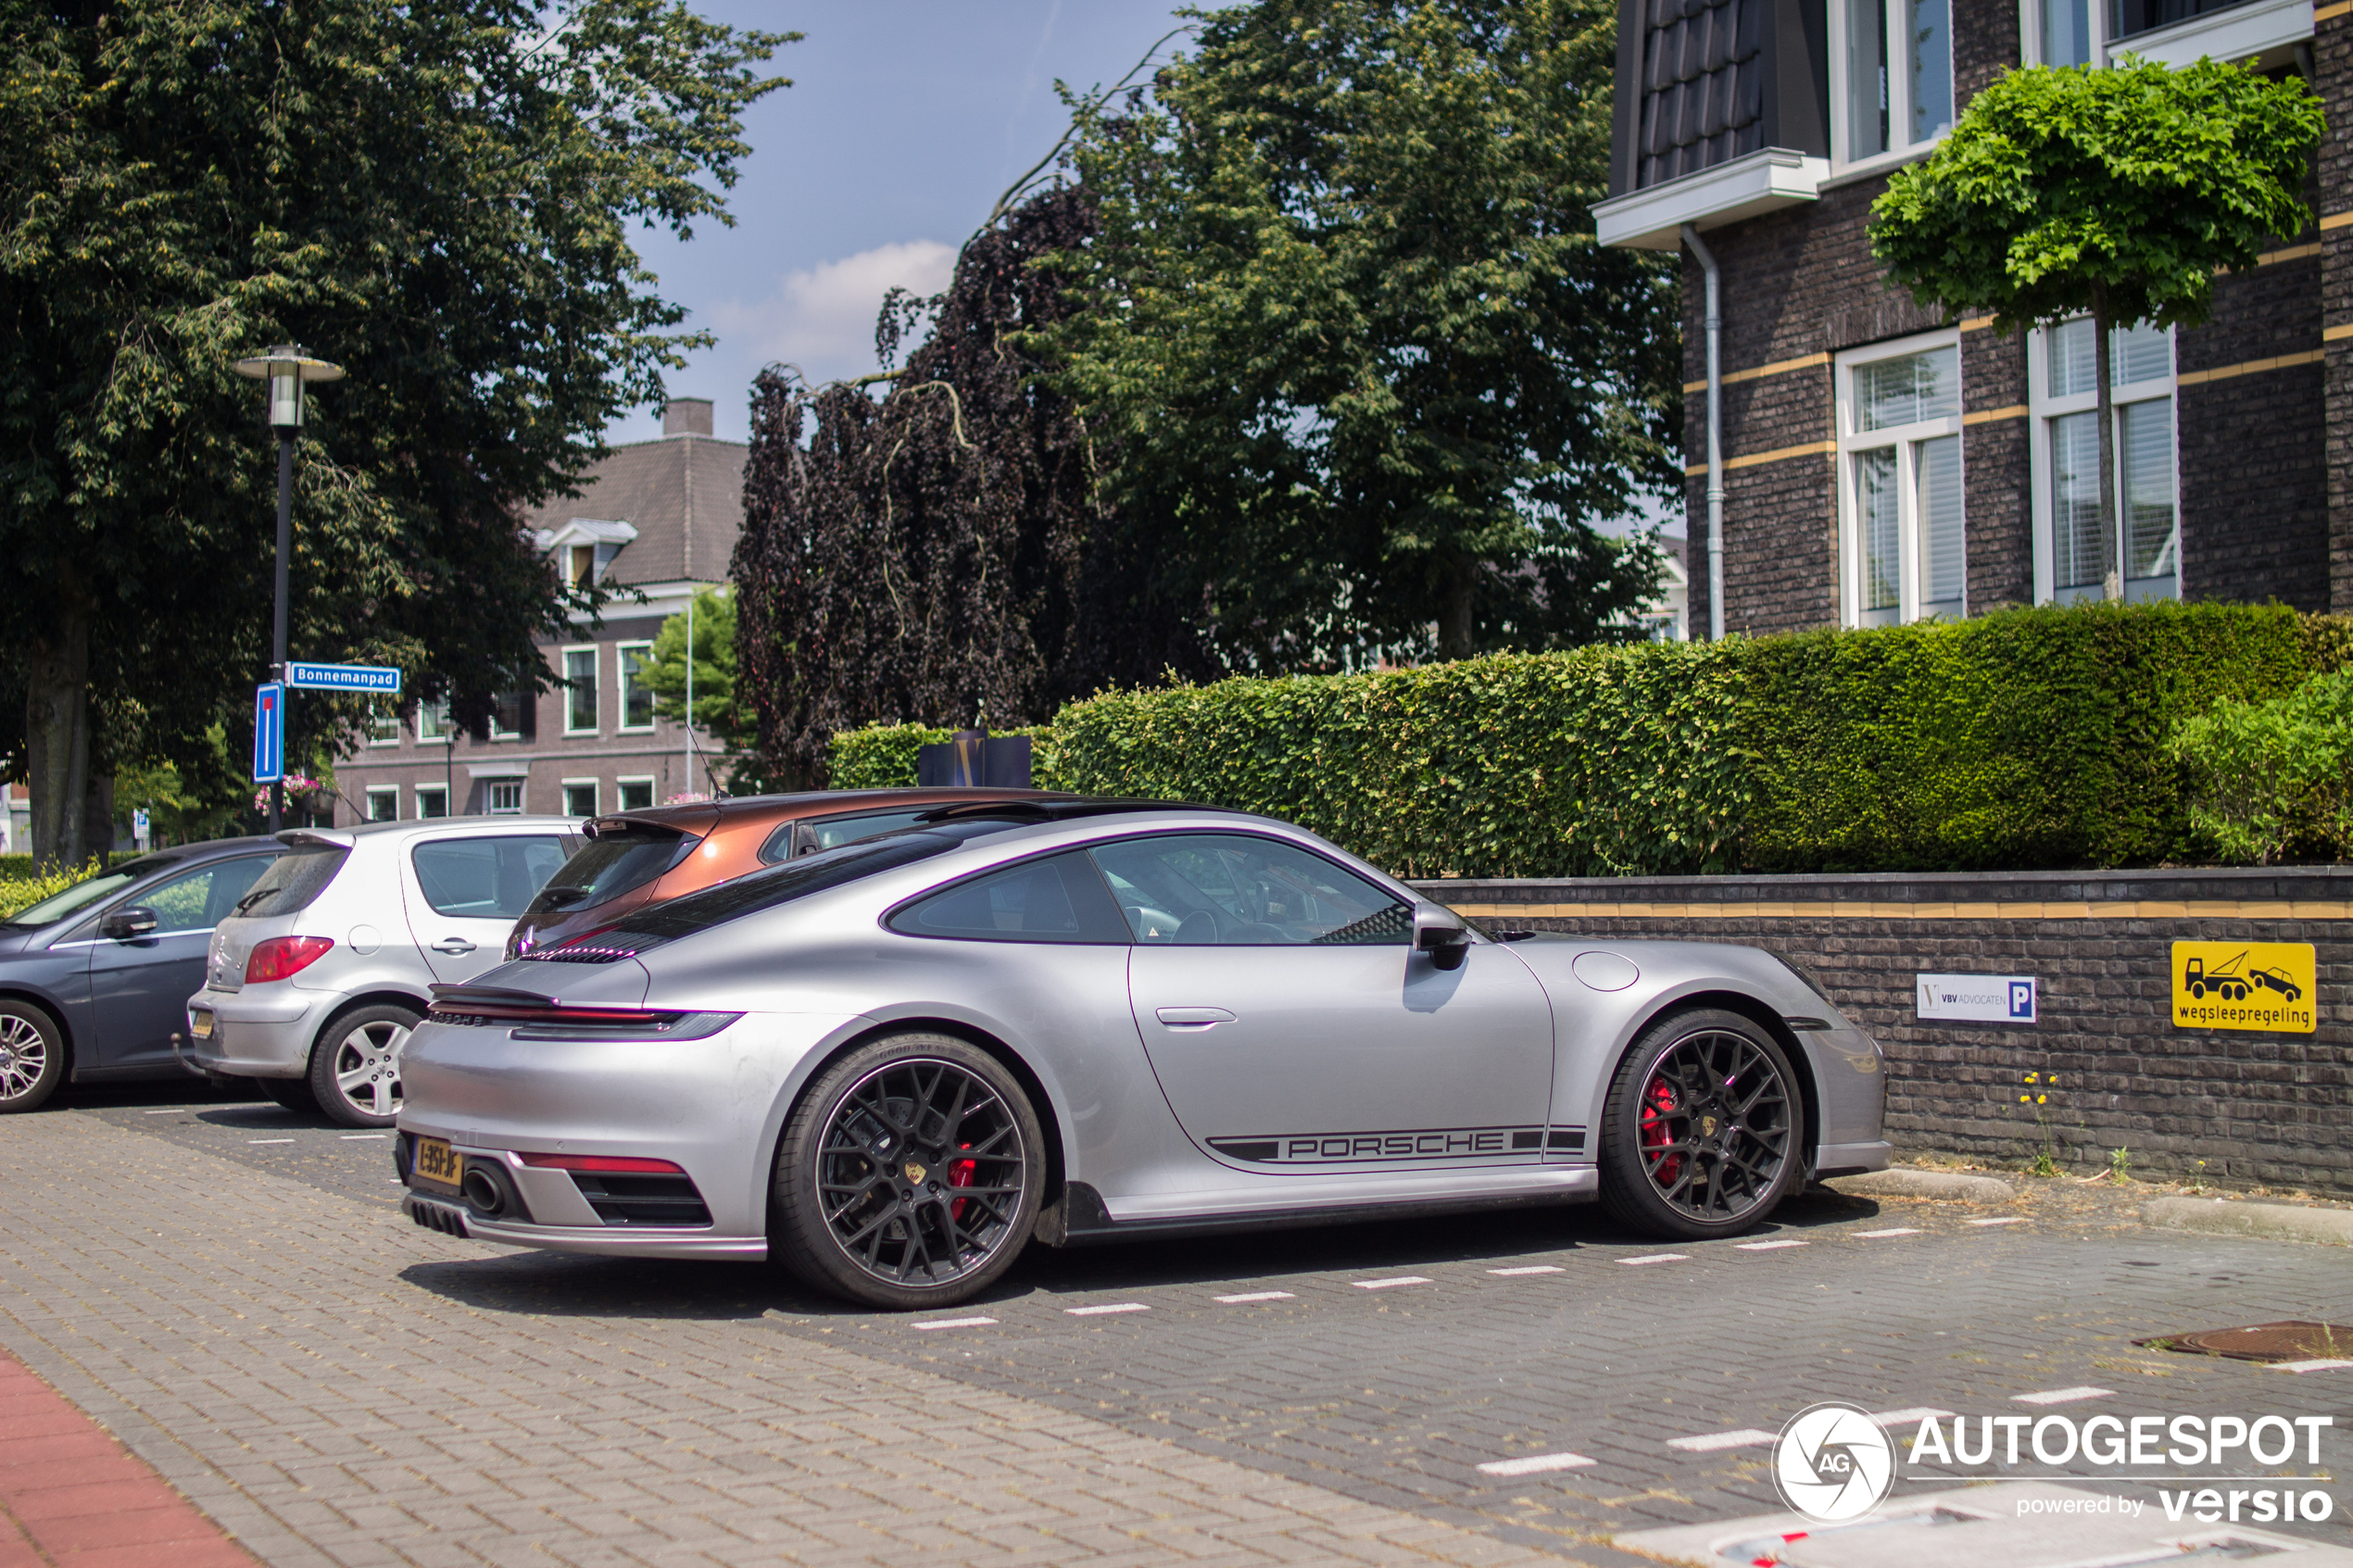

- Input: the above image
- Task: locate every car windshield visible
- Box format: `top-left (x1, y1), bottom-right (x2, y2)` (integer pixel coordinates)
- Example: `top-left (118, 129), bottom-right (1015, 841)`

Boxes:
top-left (0, 858), bottom-right (177, 929)
top-left (233, 844), bottom-right (351, 917)
top-left (526, 822), bottom-right (1013, 961)
top-left (528, 826), bottom-right (697, 914)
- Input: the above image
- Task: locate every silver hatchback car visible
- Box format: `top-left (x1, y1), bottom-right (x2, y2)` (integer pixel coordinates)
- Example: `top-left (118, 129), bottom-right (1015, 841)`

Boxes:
top-left (187, 817), bottom-right (580, 1126)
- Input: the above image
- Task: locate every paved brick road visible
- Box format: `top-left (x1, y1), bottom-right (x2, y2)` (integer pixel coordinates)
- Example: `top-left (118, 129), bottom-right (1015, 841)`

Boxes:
top-left (4, 1089), bottom-right (2347, 1568)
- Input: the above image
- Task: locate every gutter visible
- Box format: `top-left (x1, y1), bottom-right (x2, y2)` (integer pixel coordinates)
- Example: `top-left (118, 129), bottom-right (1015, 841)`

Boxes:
top-left (1680, 223), bottom-right (1726, 641)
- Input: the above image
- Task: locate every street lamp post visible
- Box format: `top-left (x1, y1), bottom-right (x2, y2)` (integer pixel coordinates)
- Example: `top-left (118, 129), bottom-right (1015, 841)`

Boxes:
top-left (232, 346), bottom-right (344, 832)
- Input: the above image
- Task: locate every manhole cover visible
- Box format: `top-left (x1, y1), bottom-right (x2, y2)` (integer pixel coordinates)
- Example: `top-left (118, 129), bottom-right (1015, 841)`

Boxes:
top-left (2134, 1321), bottom-right (2353, 1362)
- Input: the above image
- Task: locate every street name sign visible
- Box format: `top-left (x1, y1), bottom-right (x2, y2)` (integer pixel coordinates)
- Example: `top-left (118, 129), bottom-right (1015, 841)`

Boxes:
top-left (252, 683), bottom-right (284, 784)
top-left (286, 661), bottom-right (401, 694)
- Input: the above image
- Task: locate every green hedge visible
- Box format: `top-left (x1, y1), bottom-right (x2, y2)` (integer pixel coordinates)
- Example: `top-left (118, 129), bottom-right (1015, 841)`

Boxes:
top-left (826, 602), bottom-right (2347, 876)
top-left (829, 724), bottom-right (1063, 791)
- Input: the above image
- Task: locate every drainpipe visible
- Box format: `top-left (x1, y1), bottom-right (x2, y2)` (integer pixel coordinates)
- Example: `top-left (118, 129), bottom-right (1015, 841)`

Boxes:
top-left (1680, 222), bottom-right (1725, 641)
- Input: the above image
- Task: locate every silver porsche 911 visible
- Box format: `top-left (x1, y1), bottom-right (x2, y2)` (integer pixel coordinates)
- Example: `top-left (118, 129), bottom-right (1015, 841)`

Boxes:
top-left (395, 801), bottom-right (1888, 1309)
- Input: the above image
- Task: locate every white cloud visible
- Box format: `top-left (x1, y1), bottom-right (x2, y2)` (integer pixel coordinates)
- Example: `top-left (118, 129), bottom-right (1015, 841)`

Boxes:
top-left (711, 239), bottom-right (959, 386)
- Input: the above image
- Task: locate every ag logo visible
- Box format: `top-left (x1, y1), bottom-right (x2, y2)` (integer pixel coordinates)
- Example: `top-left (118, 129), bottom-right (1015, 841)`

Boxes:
top-left (1772, 1402), bottom-right (1894, 1524)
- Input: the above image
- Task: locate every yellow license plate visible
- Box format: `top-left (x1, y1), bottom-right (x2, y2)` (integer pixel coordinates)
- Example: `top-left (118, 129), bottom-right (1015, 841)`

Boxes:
top-left (188, 1010), bottom-right (213, 1040)
top-left (411, 1137), bottom-right (462, 1192)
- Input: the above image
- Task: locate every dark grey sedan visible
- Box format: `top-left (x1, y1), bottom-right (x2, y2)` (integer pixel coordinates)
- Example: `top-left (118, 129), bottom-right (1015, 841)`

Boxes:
top-left (0, 837), bottom-right (283, 1111)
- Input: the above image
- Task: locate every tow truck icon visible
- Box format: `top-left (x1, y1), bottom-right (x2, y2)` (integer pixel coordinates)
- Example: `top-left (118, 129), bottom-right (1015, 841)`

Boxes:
top-left (2183, 951), bottom-right (2303, 1003)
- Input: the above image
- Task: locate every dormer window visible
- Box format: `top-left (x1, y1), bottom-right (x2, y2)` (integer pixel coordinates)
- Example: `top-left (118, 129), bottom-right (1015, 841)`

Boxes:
top-left (570, 545), bottom-right (596, 586)
top-left (1836, 0), bottom-right (1952, 162)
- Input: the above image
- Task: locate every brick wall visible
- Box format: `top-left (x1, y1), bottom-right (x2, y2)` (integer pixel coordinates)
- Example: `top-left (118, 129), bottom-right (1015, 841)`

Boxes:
top-left (2320, 3), bottom-right (2353, 610)
top-left (1416, 869), bottom-right (2353, 1193)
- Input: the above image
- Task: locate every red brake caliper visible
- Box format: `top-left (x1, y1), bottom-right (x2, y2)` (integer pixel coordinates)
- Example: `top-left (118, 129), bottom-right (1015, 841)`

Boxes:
top-left (1640, 1075), bottom-right (1682, 1185)
top-left (948, 1143), bottom-right (976, 1223)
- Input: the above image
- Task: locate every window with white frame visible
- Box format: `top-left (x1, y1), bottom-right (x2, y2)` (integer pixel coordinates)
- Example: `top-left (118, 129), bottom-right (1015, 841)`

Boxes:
top-left (488, 780), bottom-right (524, 814)
top-left (365, 787), bottom-right (399, 822)
top-left (488, 688), bottom-right (530, 740)
top-left (616, 776), bottom-right (655, 811)
top-left (2035, 0), bottom-right (2099, 64)
top-left (417, 698), bottom-right (451, 743)
top-left (618, 642), bottom-right (655, 731)
top-left (563, 647), bottom-right (598, 734)
top-left (561, 780), bottom-right (598, 818)
top-left (2030, 316), bottom-right (2178, 605)
top-left (1836, 0), bottom-right (1953, 162)
top-left (368, 702), bottom-right (399, 746)
top-left (1837, 335), bottom-right (1966, 628)
top-left (415, 784), bottom-right (450, 820)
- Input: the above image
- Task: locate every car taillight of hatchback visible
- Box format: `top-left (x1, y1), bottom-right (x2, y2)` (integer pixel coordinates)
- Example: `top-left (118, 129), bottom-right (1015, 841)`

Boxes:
top-left (245, 935), bottom-right (334, 984)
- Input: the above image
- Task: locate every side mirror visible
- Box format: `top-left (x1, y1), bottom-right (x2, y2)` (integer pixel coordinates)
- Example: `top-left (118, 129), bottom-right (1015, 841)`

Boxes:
top-left (1412, 904), bottom-right (1471, 971)
top-left (102, 907), bottom-right (160, 940)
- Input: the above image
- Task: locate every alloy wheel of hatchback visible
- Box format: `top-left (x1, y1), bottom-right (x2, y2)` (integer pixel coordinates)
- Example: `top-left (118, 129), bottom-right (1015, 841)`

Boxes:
top-left (0, 1002), bottom-right (64, 1113)
top-left (1598, 1008), bottom-right (1802, 1240)
top-left (773, 1034), bottom-right (1043, 1309)
top-left (308, 1005), bottom-right (417, 1128)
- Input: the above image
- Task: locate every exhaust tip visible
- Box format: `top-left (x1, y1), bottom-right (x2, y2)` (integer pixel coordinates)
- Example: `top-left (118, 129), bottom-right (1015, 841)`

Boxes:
top-left (460, 1169), bottom-right (504, 1215)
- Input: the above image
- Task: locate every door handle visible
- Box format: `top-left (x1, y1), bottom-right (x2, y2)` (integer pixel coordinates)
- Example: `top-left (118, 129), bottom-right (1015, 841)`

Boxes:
top-left (1155, 1006), bottom-right (1236, 1029)
top-left (430, 936), bottom-right (478, 955)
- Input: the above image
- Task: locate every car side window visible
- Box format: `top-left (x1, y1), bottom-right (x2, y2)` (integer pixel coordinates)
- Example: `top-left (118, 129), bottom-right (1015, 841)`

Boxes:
top-left (887, 852), bottom-right (1130, 944)
top-left (134, 857), bottom-right (277, 935)
top-left (1088, 834), bottom-right (1410, 947)
top-left (412, 836), bottom-right (571, 919)
top-left (761, 808), bottom-right (937, 864)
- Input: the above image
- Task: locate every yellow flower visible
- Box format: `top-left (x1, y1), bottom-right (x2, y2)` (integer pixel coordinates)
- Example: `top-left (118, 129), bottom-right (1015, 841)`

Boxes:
top-left (2024, 1073), bottom-right (2039, 1084)
top-left (2020, 1095), bottom-right (2031, 1103)
top-left (2036, 1095), bottom-right (2046, 1105)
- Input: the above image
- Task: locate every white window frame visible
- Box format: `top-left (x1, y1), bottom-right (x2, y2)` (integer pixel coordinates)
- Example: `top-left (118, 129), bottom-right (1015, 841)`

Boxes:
top-left (560, 778), bottom-right (599, 819)
top-left (487, 780), bottom-right (525, 815)
top-left (2028, 318), bottom-right (2181, 606)
top-left (1835, 328), bottom-right (1967, 629)
top-left (365, 786), bottom-right (399, 822)
top-left (367, 702), bottom-right (400, 747)
top-left (561, 645), bottom-right (599, 735)
top-left (1829, 0), bottom-right (1957, 168)
top-left (617, 640), bottom-right (656, 733)
top-left (414, 784), bottom-right (450, 820)
top-left (487, 689), bottom-right (528, 741)
top-left (614, 775), bottom-right (656, 812)
top-left (2022, 0), bottom-right (2106, 66)
top-left (416, 698), bottom-right (451, 743)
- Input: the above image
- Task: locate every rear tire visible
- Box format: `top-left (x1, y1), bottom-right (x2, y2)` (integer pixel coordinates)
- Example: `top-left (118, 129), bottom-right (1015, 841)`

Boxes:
top-left (0, 1000), bottom-right (66, 1113)
top-left (771, 1033), bottom-right (1044, 1310)
top-left (307, 1005), bottom-right (417, 1128)
top-left (1598, 1008), bottom-right (1803, 1241)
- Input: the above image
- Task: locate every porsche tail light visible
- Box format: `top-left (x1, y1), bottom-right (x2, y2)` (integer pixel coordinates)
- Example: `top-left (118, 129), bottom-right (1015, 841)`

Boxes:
top-left (423, 995), bottom-right (739, 1042)
top-left (245, 935), bottom-right (334, 984)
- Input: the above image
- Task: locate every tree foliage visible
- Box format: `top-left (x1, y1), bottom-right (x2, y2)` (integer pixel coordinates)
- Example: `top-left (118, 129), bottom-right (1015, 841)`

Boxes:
top-left (1046, 0), bottom-right (1682, 667)
top-left (0, 0), bottom-right (789, 859)
top-left (639, 585), bottom-right (767, 792)
top-left (731, 186), bottom-right (1212, 788)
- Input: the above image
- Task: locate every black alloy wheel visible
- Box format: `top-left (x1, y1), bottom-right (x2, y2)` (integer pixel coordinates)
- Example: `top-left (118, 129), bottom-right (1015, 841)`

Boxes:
top-left (772, 1032), bottom-right (1043, 1309)
top-left (1598, 1008), bottom-right (1803, 1240)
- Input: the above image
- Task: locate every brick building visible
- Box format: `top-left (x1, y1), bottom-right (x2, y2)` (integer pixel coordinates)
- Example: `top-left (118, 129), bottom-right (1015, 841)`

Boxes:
top-left (1592, 0), bottom-right (2338, 635)
top-left (333, 399), bottom-right (742, 822)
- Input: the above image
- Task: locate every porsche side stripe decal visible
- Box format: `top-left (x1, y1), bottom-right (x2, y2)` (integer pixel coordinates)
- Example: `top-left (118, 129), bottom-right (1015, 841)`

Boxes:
top-left (1206, 1125), bottom-right (1586, 1163)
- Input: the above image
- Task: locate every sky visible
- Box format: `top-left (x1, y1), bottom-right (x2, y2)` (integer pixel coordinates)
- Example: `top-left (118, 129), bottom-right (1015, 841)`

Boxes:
top-left (605, 0), bottom-right (1191, 447)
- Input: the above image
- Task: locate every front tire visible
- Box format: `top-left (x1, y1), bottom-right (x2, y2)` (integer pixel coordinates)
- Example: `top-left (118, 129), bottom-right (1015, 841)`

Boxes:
top-left (308, 1005), bottom-right (417, 1128)
top-left (771, 1033), bottom-right (1044, 1310)
top-left (1598, 1008), bottom-right (1803, 1240)
top-left (0, 1001), bottom-right (65, 1113)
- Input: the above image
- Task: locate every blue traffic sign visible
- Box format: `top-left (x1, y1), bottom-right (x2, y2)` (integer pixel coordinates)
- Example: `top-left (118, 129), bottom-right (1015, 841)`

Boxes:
top-left (285, 661), bottom-right (400, 694)
top-left (252, 683), bottom-right (284, 784)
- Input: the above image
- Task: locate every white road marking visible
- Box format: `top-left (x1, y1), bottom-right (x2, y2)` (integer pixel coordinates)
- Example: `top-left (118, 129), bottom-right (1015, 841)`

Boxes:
top-left (2271, 1359), bottom-right (2353, 1374)
top-left (1968, 1217), bottom-right (2030, 1226)
top-left (341, 1133), bottom-right (388, 1140)
top-left (247, 1138), bottom-right (294, 1145)
top-left (1735, 1239), bottom-right (1808, 1250)
top-left (1871, 1407), bottom-right (1954, 1425)
top-left (1064, 1302), bottom-right (1150, 1315)
top-left (1488, 1266), bottom-right (1565, 1276)
top-left (1617, 1254), bottom-right (1688, 1266)
top-left (1477, 1451), bottom-right (1595, 1476)
top-left (1214, 1291), bottom-right (1296, 1303)
top-left (1667, 1428), bottom-right (1777, 1452)
top-left (912, 1317), bottom-right (997, 1330)
top-left (1855, 1227), bottom-right (1921, 1238)
top-left (1353, 1276), bottom-right (1432, 1290)
top-left (2012, 1386), bottom-right (2113, 1405)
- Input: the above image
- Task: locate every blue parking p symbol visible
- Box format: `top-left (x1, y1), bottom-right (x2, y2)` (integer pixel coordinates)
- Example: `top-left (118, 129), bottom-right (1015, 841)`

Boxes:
top-left (2007, 981), bottom-right (2035, 1022)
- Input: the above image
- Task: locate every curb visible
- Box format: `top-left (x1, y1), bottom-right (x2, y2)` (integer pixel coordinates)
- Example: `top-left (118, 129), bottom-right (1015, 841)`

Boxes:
top-left (1824, 1169), bottom-right (2017, 1203)
top-left (2141, 1196), bottom-right (2353, 1247)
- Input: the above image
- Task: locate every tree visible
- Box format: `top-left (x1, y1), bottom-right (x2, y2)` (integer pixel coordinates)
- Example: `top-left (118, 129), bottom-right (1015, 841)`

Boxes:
top-left (0, 1), bottom-right (791, 861)
top-left (1046, 0), bottom-right (1682, 668)
top-left (732, 185), bottom-right (1212, 788)
top-left (639, 586), bottom-right (766, 792)
top-left (1871, 57), bottom-right (2321, 599)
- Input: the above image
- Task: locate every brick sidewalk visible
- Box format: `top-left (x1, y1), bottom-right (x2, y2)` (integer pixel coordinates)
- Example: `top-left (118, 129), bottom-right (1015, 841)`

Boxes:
top-left (0, 1113), bottom-right (1578, 1568)
top-left (0, 1348), bottom-right (256, 1568)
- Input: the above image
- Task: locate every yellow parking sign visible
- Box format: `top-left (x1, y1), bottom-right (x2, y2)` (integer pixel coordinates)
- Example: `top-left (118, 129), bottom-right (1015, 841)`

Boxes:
top-left (2171, 940), bottom-right (2316, 1033)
